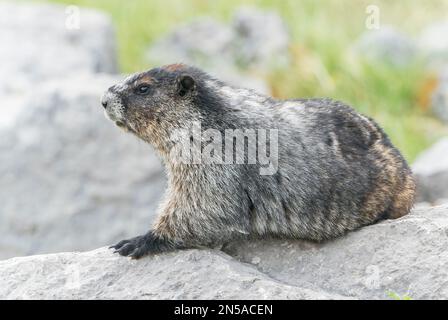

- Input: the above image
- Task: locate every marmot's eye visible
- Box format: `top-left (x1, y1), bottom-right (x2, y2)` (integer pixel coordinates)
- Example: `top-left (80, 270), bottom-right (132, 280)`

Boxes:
top-left (135, 84), bottom-right (150, 95)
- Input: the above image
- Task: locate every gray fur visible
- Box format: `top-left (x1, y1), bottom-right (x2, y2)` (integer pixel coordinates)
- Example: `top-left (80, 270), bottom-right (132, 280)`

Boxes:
top-left (102, 64), bottom-right (416, 259)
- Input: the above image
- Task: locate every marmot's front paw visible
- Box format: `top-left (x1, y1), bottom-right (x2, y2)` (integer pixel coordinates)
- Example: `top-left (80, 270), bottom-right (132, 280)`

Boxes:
top-left (110, 234), bottom-right (152, 259)
top-left (110, 231), bottom-right (178, 259)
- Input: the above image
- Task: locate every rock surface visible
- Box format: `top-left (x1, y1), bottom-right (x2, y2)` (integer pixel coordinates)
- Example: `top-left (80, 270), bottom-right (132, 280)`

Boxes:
top-left (413, 138), bottom-right (448, 203)
top-left (1, 205), bottom-right (448, 299)
top-left (225, 204), bottom-right (448, 300)
top-left (0, 248), bottom-right (338, 300)
top-left (0, 74), bottom-right (166, 260)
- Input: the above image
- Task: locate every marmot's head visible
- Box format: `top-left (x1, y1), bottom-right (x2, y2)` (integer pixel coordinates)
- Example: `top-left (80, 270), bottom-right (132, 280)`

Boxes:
top-left (101, 64), bottom-right (209, 153)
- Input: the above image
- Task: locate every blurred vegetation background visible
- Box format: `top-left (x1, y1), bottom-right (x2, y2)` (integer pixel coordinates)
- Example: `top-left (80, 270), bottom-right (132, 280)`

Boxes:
top-left (43, 0), bottom-right (448, 161)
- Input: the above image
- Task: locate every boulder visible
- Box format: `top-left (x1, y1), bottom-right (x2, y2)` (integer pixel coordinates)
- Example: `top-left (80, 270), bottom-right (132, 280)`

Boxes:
top-left (354, 26), bottom-right (417, 67)
top-left (224, 204), bottom-right (448, 300)
top-left (1, 205), bottom-right (448, 299)
top-left (431, 68), bottom-right (448, 123)
top-left (232, 7), bottom-right (290, 69)
top-left (147, 18), bottom-right (236, 70)
top-left (0, 248), bottom-right (339, 300)
top-left (0, 74), bottom-right (166, 260)
top-left (145, 18), bottom-right (269, 92)
top-left (0, 2), bottom-right (117, 96)
top-left (146, 7), bottom-right (292, 93)
top-left (418, 21), bottom-right (448, 70)
top-left (413, 138), bottom-right (448, 203)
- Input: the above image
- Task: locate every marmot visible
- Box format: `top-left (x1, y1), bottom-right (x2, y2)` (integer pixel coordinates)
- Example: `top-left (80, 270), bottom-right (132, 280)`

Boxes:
top-left (101, 63), bottom-right (416, 259)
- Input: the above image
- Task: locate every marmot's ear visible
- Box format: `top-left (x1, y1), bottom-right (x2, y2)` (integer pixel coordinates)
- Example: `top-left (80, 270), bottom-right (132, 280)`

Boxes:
top-left (177, 74), bottom-right (195, 97)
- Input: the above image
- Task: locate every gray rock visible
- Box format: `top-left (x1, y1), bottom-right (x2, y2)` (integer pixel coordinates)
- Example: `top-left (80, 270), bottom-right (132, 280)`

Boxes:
top-left (146, 7), bottom-right (291, 93)
top-left (146, 18), bottom-right (235, 70)
top-left (0, 248), bottom-right (339, 299)
top-left (0, 74), bottom-right (165, 260)
top-left (418, 21), bottom-right (448, 69)
top-left (1, 205), bottom-right (448, 299)
top-left (205, 66), bottom-right (271, 94)
top-left (354, 26), bottom-right (417, 67)
top-left (430, 68), bottom-right (448, 123)
top-left (413, 138), bottom-right (448, 203)
top-left (232, 7), bottom-right (290, 70)
top-left (145, 18), bottom-right (269, 93)
top-left (224, 204), bottom-right (448, 300)
top-left (146, 17), bottom-right (269, 93)
top-left (432, 84), bottom-right (448, 123)
top-left (0, 2), bottom-right (117, 96)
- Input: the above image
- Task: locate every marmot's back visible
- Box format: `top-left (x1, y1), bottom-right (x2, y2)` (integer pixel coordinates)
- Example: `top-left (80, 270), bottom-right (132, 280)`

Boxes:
top-left (250, 98), bottom-right (416, 240)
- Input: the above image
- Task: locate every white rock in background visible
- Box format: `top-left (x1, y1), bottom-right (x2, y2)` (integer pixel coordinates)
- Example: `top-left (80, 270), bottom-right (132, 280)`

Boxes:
top-left (418, 21), bottom-right (448, 70)
top-left (145, 18), bottom-right (269, 92)
top-left (432, 82), bottom-right (448, 123)
top-left (430, 67), bottom-right (448, 124)
top-left (0, 74), bottom-right (166, 260)
top-left (1, 205), bottom-right (448, 299)
top-left (413, 138), bottom-right (448, 203)
top-left (206, 66), bottom-right (271, 94)
top-left (419, 22), bottom-right (448, 123)
top-left (232, 7), bottom-right (290, 70)
top-left (0, 2), bottom-right (155, 260)
top-left (146, 18), bottom-right (235, 70)
top-left (146, 7), bottom-right (292, 94)
top-left (354, 26), bottom-right (417, 67)
top-left (0, 1), bottom-right (117, 96)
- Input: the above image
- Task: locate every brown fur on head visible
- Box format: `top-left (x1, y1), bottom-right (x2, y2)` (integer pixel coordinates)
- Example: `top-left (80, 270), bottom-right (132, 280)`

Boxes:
top-left (100, 64), bottom-right (201, 155)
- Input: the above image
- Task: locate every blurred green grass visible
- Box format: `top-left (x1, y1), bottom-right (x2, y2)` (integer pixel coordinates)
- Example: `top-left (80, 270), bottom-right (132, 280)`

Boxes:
top-left (44, 0), bottom-right (448, 161)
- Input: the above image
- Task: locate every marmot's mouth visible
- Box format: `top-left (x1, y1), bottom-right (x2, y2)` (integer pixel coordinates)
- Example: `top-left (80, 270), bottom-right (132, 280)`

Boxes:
top-left (115, 120), bottom-right (137, 135)
top-left (115, 121), bottom-right (125, 128)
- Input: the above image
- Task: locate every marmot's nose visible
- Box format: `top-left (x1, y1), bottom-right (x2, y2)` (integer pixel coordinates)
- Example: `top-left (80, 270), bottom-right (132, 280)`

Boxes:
top-left (101, 94), bottom-right (108, 109)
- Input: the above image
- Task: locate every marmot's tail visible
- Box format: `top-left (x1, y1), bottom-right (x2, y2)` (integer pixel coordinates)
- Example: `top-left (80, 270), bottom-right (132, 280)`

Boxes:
top-left (387, 172), bottom-right (417, 219)
top-left (362, 114), bottom-right (416, 220)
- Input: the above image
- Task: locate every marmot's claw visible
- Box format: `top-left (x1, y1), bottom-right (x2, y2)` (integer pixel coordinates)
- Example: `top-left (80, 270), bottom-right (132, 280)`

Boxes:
top-left (109, 239), bottom-right (130, 250)
top-left (110, 235), bottom-right (149, 259)
top-left (129, 247), bottom-right (147, 260)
